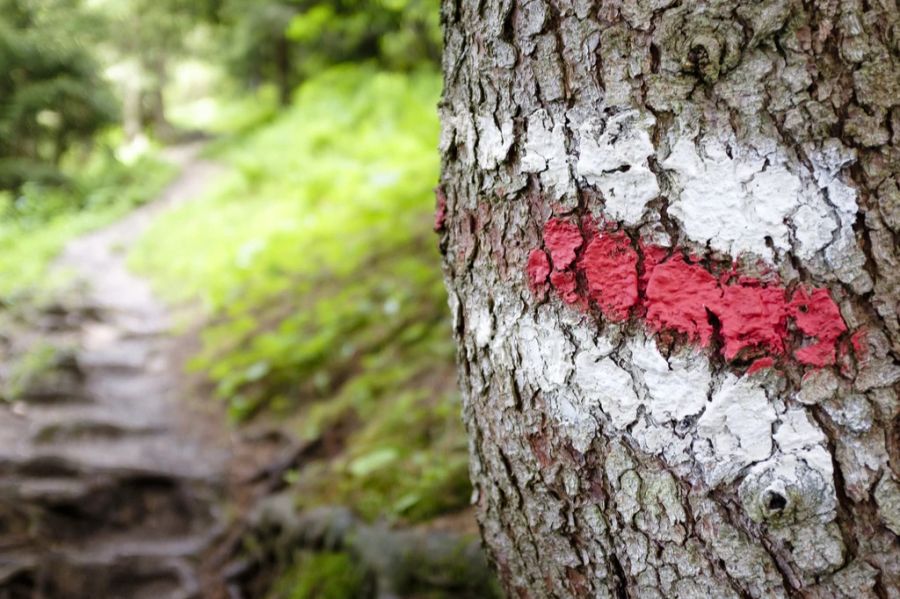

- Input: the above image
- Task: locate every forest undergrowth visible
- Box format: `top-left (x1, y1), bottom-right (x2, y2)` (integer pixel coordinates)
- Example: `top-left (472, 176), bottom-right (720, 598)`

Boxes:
top-left (128, 66), bottom-right (488, 597)
top-left (0, 62), bottom-right (490, 599)
top-left (0, 1), bottom-right (496, 596)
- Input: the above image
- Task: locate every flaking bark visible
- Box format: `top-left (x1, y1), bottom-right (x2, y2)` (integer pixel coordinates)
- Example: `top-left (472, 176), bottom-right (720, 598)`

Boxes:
top-left (438, 0), bottom-right (899, 597)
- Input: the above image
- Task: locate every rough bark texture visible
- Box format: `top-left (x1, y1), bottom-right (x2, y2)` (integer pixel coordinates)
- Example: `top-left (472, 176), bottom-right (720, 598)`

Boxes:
top-left (437, 0), bottom-right (899, 597)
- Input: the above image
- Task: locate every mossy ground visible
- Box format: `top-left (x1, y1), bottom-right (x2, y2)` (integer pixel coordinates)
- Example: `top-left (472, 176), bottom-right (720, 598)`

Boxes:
top-left (266, 551), bottom-right (370, 599)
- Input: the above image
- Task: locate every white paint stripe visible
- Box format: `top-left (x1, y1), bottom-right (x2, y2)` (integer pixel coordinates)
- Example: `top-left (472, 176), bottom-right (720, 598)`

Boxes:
top-left (576, 111), bottom-right (660, 225)
top-left (476, 293), bottom-right (838, 536)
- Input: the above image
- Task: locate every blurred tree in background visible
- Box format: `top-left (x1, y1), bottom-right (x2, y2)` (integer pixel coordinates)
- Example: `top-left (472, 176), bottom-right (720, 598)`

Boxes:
top-left (218, 1), bottom-right (300, 106)
top-left (90, 0), bottom-right (219, 140)
top-left (0, 0), bottom-right (117, 190)
top-left (219, 0), bottom-right (441, 105)
top-left (1, 0), bottom-right (441, 181)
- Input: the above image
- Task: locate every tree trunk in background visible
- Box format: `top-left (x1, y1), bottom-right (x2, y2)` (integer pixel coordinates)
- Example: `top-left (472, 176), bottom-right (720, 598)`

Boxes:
top-left (276, 36), bottom-right (292, 107)
top-left (123, 81), bottom-right (142, 142)
top-left (143, 55), bottom-right (176, 141)
top-left (437, 1), bottom-right (899, 597)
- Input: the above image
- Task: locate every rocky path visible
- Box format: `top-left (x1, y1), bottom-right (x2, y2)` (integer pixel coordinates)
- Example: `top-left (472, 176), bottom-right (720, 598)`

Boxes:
top-left (0, 145), bottom-right (233, 598)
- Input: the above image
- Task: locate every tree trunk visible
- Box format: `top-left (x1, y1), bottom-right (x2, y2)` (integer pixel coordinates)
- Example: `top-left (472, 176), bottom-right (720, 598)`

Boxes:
top-left (142, 55), bottom-right (176, 141)
top-left (437, 1), bottom-right (899, 597)
top-left (122, 80), bottom-right (142, 142)
top-left (275, 36), bottom-right (292, 107)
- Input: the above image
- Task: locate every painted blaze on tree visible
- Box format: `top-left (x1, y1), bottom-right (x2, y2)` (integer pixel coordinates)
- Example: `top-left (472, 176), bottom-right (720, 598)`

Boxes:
top-left (437, 0), bottom-right (899, 597)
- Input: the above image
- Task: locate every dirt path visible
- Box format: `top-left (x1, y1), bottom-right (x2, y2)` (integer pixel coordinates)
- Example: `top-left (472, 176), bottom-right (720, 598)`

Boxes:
top-left (0, 145), bottom-right (235, 598)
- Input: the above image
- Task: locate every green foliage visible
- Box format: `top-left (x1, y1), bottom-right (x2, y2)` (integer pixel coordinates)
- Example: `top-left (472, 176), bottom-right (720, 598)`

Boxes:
top-left (92, 0), bottom-right (219, 65)
top-left (217, 1), bottom-right (298, 101)
top-left (268, 551), bottom-right (369, 599)
top-left (216, 0), bottom-right (440, 102)
top-left (131, 66), bottom-right (470, 522)
top-left (295, 389), bottom-right (472, 522)
top-left (0, 0), bottom-right (118, 190)
top-left (131, 65), bottom-right (441, 310)
top-left (283, 0), bottom-right (441, 70)
top-left (169, 83), bottom-right (281, 138)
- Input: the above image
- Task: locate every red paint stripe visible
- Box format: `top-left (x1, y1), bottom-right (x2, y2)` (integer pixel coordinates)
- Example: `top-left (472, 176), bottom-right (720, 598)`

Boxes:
top-left (747, 356), bottom-right (776, 374)
top-left (543, 218), bottom-right (583, 270)
top-left (530, 219), bottom-right (851, 370)
top-left (715, 283), bottom-right (788, 360)
top-left (550, 270), bottom-right (580, 305)
top-left (788, 288), bottom-right (847, 368)
top-left (581, 230), bottom-right (638, 321)
top-left (645, 255), bottom-right (720, 346)
top-left (434, 187), bottom-right (448, 232)
top-left (526, 249), bottom-right (551, 290)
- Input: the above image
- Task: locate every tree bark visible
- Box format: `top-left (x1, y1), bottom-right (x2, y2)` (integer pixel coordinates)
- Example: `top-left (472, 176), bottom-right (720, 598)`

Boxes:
top-left (437, 1), bottom-right (899, 597)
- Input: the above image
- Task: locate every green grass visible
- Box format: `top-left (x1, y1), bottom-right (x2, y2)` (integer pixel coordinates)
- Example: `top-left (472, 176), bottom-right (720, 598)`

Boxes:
top-left (131, 65), bottom-right (471, 523)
